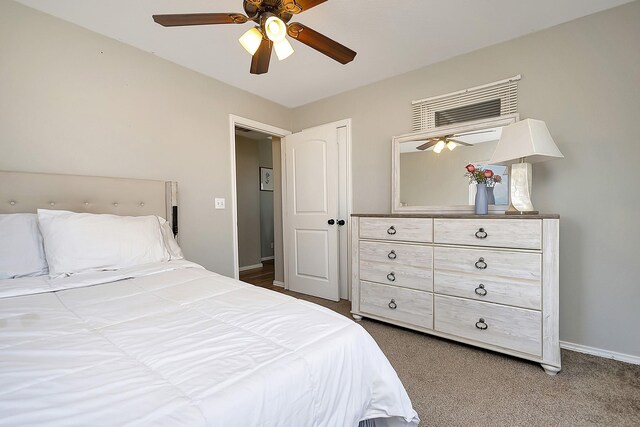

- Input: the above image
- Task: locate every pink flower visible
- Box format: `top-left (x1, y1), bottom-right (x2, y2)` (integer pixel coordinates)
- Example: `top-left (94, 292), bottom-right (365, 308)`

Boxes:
top-left (493, 175), bottom-right (502, 183)
top-left (465, 164), bottom-right (475, 173)
top-left (484, 169), bottom-right (494, 178)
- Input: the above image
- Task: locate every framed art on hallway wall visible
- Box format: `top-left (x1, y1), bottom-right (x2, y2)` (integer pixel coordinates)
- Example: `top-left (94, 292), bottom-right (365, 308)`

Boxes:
top-left (260, 167), bottom-right (273, 191)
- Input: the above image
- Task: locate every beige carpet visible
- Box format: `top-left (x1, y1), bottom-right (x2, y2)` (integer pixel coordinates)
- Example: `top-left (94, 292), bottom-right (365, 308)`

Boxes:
top-left (283, 290), bottom-right (640, 426)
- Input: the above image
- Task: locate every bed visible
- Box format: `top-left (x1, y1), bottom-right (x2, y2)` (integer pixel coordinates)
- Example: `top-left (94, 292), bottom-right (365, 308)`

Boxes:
top-left (0, 171), bottom-right (419, 427)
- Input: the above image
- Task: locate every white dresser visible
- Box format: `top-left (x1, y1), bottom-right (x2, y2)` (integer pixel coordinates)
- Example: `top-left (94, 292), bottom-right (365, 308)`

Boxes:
top-left (351, 214), bottom-right (561, 375)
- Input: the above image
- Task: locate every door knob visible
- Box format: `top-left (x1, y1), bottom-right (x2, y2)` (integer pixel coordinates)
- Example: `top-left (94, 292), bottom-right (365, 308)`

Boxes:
top-left (337, 219), bottom-right (345, 226)
top-left (328, 219), bottom-right (335, 225)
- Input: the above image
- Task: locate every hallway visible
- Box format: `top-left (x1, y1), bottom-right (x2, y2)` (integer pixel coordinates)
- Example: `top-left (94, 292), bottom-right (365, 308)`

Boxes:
top-left (239, 260), bottom-right (282, 292)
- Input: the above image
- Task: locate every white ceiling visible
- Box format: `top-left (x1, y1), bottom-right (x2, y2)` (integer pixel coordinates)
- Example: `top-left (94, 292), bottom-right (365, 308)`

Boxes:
top-left (15, 0), bottom-right (632, 108)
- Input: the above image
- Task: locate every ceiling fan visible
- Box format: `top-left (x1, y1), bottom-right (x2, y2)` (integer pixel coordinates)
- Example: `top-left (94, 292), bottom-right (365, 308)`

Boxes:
top-left (152, 0), bottom-right (357, 75)
top-left (416, 129), bottom-right (496, 153)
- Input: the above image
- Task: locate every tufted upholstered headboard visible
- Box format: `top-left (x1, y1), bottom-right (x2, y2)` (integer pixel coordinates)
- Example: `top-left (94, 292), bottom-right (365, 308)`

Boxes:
top-left (0, 171), bottom-right (178, 236)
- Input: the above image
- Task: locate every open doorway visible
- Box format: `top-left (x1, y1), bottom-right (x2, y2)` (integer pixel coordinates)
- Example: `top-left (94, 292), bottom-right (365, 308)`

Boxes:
top-left (230, 115), bottom-right (352, 302)
top-left (230, 115), bottom-right (290, 290)
top-left (235, 127), bottom-right (279, 289)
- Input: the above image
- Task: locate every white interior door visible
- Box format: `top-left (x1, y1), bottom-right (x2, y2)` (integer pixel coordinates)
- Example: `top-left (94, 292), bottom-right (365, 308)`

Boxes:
top-left (283, 123), bottom-right (340, 301)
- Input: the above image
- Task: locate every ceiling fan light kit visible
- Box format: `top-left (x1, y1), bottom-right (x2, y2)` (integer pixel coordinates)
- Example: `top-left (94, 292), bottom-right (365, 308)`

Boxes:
top-left (239, 27), bottom-right (263, 55)
top-left (153, 0), bottom-right (356, 75)
top-left (274, 38), bottom-right (295, 60)
top-left (433, 140), bottom-right (446, 154)
top-left (264, 15), bottom-right (287, 41)
top-left (415, 129), bottom-right (497, 153)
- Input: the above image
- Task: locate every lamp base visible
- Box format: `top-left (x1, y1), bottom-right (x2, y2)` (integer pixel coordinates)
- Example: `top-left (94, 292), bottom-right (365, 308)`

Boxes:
top-left (509, 162), bottom-right (537, 213)
top-left (503, 201), bottom-right (539, 215)
top-left (505, 209), bottom-right (539, 215)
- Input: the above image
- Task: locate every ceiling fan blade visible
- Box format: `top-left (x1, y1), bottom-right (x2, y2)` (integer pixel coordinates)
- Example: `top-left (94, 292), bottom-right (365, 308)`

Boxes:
top-left (250, 38), bottom-right (273, 75)
top-left (297, 0), bottom-right (329, 11)
top-left (287, 23), bottom-right (356, 64)
top-left (416, 141), bottom-right (438, 151)
top-left (152, 13), bottom-right (248, 27)
top-left (282, 0), bottom-right (328, 14)
top-left (447, 138), bottom-right (473, 146)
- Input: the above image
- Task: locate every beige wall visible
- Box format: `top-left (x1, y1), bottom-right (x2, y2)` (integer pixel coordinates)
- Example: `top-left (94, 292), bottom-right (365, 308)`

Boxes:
top-left (0, 1), bottom-right (291, 277)
top-left (292, 2), bottom-right (640, 357)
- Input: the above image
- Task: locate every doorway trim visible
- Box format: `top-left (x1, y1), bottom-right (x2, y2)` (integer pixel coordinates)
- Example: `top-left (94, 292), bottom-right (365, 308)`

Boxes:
top-left (229, 114), bottom-right (291, 280)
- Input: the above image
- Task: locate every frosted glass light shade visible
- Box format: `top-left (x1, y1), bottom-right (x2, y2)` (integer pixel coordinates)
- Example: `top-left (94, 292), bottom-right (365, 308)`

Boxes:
top-left (239, 28), bottom-right (263, 55)
top-left (489, 119), bottom-right (564, 164)
top-left (265, 16), bottom-right (287, 42)
top-left (433, 140), bottom-right (445, 154)
top-left (274, 39), bottom-right (294, 60)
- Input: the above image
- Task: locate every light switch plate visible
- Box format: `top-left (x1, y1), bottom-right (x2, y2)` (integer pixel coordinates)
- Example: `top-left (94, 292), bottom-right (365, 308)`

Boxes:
top-left (215, 198), bottom-right (225, 209)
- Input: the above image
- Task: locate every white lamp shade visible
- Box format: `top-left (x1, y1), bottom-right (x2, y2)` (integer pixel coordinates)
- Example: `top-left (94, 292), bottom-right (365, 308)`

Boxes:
top-left (433, 140), bottom-right (445, 153)
top-left (265, 16), bottom-right (287, 42)
top-left (239, 28), bottom-right (263, 55)
top-left (274, 38), bottom-right (294, 60)
top-left (489, 119), bottom-right (564, 164)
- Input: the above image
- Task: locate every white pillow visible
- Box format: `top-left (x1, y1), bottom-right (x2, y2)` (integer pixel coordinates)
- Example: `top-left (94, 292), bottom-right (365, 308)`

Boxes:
top-left (158, 216), bottom-right (184, 260)
top-left (0, 213), bottom-right (49, 279)
top-left (37, 209), bottom-right (167, 277)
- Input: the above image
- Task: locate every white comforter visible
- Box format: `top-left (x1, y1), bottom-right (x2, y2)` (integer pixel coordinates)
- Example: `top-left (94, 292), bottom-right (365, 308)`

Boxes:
top-left (0, 262), bottom-right (419, 427)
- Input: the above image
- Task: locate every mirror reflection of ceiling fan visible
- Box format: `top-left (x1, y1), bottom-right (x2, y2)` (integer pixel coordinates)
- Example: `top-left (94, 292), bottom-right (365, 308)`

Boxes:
top-left (416, 129), bottom-right (496, 153)
top-left (152, 0), bottom-right (357, 75)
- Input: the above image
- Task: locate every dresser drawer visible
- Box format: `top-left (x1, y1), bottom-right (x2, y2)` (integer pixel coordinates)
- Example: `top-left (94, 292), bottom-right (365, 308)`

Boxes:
top-left (360, 218), bottom-right (432, 243)
top-left (434, 219), bottom-right (541, 250)
top-left (434, 247), bottom-right (541, 284)
top-left (359, 241), bottom-right (433, 291)
top-left (360, 281), bottom-right (433, 329)
top-left (434, 295), bottom-right (542, 356)
top-left (434, 272), bottom-right (541, 310)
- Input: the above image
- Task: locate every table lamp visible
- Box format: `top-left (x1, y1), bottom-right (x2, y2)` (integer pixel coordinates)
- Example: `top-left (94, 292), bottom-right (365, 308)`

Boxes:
top-left (489, 119), bottom-right (563, 215)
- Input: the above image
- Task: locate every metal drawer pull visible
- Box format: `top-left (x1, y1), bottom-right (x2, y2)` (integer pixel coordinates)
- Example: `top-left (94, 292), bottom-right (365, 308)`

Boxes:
top-left (475, 228), bottom-right (488, 239)
top-left (474, 284), bottom-right (487, 296)
top-left (387, 226), bottom-right (397, 235)
top-left (386, 272), bottom-right (396, 282)
top-left (475, 318), bottom-right (488, 330)
top-left (387, 250), bottom-right (397, 260)
top-left (388, 299), bottom-right (397, 310)
top-left (475, 257), bottom-right (488, 270)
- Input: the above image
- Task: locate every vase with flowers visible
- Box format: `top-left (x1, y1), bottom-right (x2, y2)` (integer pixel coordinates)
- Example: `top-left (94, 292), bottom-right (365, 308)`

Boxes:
top-left (465, 164), bottom-right (502, 214)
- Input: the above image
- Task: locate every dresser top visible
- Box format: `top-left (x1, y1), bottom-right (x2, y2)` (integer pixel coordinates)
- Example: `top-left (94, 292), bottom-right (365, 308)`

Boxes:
top-left (351, 213), bottom-right (560, 219)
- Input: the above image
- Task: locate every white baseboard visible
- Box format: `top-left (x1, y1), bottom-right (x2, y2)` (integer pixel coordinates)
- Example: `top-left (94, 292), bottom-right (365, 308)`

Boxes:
top-left (272, 280), bottom-right (285, 288)
top-left (261, 256), bottom-right (274, 261)
top-left (238, 263), bottom-right (263, 272)
top-left (560, 341), bottom-right (640, 365)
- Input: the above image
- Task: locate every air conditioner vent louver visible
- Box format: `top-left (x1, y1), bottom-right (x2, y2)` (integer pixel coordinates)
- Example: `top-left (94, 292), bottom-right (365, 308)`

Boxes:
top-left (412, 75), bottom-right (520, 132)
top-left (435, 99), bottom-right (501, 127)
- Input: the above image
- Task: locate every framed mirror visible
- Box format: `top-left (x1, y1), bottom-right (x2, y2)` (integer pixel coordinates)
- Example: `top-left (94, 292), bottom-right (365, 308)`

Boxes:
top-left (392, 114), bottom-right (518, 213)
